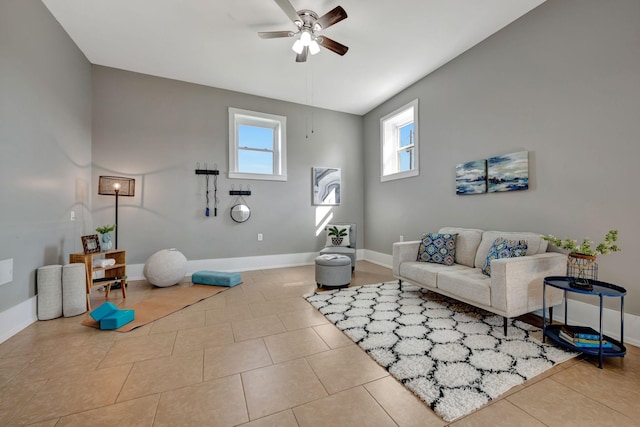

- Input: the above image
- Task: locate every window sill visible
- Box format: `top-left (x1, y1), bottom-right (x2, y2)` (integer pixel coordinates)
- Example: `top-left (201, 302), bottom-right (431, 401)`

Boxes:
top-left (229, 172), bottom-right (287, 182)
top-left (380, 169), bottom-right (419, 182)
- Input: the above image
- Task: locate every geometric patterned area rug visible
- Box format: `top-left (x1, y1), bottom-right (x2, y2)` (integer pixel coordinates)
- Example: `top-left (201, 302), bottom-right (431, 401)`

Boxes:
top-left (305, 282), bottom-right (577, 422)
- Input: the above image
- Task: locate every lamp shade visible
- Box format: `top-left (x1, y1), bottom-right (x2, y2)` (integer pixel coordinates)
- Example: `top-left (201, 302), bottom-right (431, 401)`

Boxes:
top-left (300, 30), bottom-right (312, 46)
top-left (309, 40), bottom-right (320, 55)
top-left (292, 39), bottom-right (304, 54)
top-left (98, 176), bottom-right (135, 196)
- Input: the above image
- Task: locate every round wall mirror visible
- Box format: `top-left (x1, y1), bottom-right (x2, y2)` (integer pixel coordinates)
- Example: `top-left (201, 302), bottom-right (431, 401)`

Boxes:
top-left (230, 204), bottom-right (251, 223)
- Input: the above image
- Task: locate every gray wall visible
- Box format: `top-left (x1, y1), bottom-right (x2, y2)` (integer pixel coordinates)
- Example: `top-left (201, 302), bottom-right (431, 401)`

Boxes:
top-left (0, 0), bottom-right (92, 312)
top-left (92, 66), bottom-right (364, 264)
top-left (363, 0), bottom-right (640, 314)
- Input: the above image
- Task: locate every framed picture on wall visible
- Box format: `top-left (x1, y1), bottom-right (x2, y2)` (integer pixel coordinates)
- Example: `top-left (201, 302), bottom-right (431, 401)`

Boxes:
top-left (312, 167), bottom-right (341, 206)
top-left (81, 234), bottom-right (101, 254)
top-left (456, 159), bottom-right (487, 195)
top-left (487, 151), bottom-right (529, 192)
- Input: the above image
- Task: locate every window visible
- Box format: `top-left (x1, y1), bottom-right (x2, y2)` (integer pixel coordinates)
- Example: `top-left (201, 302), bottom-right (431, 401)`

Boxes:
top-left (229, 107), bottom-right (287, 181)
top-left (380, 99), bottom-right (419, 182)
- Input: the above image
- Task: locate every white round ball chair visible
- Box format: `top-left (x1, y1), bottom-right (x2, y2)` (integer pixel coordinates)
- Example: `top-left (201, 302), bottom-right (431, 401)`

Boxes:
top-left (143, 248), bottom-right (187, 287)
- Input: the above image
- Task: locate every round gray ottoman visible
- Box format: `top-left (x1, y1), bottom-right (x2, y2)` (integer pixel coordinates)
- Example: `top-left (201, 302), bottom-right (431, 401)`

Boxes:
top-left (315, 254), bottom-right (351, 289)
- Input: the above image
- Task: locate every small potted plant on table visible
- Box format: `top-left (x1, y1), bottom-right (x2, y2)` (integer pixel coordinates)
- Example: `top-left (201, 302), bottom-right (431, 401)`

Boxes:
top-left (96, 224), bottom-right (117, 251)
top-left (543, 230), bottom-right (621, 289)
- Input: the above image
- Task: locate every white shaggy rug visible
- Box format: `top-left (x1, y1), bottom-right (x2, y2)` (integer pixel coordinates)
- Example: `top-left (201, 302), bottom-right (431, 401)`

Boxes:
top-left (305, 282), bottom-right (576, 422)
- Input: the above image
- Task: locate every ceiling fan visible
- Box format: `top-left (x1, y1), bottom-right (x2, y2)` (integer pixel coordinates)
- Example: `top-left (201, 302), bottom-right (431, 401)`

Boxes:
top-left (258, 0), bottom-right (349, 63)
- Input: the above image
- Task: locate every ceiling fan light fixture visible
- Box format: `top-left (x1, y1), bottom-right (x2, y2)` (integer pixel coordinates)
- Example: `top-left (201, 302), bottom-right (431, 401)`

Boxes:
top-left (261, 1), bottom-right (348, 62)
top-left (300, 30), bottom-right (312, 46)
top-left (291, 39), bottom-right (304, 54)
top-left (309, 40), bottom-right (320, 55)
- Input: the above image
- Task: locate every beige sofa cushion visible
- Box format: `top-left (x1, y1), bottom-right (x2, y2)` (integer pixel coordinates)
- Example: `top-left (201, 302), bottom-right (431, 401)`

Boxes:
top-left (439, 227), bottom-right (483, 268)
top-left (474, 231), bottom-right (548, 268)
top-left (399, 262), bottom-right (467, 288)
top-left (438, 268), bottom-right (491, 306)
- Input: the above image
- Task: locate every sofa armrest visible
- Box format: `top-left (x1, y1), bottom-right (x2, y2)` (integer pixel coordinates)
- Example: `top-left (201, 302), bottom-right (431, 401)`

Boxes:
top-left (490, 252), bottom-right (566, 317)
top-left (392, 241), bottom-right (420, 277)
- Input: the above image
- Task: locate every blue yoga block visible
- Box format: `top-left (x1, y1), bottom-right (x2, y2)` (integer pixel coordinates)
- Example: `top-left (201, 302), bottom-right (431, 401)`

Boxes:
top-left (90, 301), bottom-right (119, 321)
top-left (100, 309), bottom-right (135, 330)
top-left (192, 270), bottom-right (242, 287)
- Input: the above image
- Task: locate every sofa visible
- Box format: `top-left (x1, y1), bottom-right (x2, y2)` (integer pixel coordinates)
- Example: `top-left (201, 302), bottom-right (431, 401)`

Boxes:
top-left (392, 227), bottom-right (566, 335)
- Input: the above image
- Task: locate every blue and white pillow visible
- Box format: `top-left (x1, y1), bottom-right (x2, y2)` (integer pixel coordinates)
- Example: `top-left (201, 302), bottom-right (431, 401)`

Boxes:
top-left (417, 233), bottom-right (457, 266)
top-left (482, 237), bottom-right (528, 276)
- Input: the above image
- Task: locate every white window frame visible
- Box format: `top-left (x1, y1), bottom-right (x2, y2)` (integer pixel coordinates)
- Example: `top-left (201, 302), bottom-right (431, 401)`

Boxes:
top-left (228, 107), bottom-right (287, 181)
top-left (380, 99), bottom-right (419, 182)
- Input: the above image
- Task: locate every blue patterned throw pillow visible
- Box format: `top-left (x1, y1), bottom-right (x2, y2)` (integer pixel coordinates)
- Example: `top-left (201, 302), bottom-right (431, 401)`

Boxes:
top-left (482, 237), bottom-right (528, 276)
top-left (416, 233), bottom-right (457, 266)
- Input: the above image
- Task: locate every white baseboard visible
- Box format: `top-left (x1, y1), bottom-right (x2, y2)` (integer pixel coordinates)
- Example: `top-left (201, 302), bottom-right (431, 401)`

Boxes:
top-left (4, 250), bottom-right (638, 349)
top-left (362, 249), bottom-right (392, 269)
top-left (0, 296), bottom-right (37, 344)
top-left (128, 249), bottom-right (368, 280)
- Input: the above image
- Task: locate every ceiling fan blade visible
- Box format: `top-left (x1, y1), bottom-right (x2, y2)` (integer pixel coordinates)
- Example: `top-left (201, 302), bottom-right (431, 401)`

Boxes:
top-left (258, 30), bottom-right (293, 39)
top-left (317, 36), bottom-right (349, 56)
top-left (316, 6), bottom-right (347, 30)
top-left (295, 46), bottom-right (309, 62)
top-left (274, 0), bottom-right (301, 25)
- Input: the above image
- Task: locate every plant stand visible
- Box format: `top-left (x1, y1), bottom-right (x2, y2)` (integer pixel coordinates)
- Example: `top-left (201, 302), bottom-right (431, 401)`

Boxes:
top-left (567, 253), bottom-right (598, 290)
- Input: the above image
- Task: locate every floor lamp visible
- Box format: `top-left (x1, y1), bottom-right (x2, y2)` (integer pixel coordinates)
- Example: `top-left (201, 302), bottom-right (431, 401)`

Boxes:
top-left (98, 176), bottom-right (135, 249)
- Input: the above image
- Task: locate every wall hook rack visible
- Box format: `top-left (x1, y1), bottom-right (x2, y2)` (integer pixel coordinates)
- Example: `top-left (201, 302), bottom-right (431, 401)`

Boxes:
top-left (195, 168), bottom-right (219, 175)
top-left (195, 163), bottom-right (219, 216)
top-left (229, 184), bottom-right (251, 196)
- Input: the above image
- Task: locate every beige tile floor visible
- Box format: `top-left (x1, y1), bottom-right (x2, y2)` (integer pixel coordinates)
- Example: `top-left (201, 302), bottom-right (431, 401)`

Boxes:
top-left (0, 261), bottom-right (638, 426)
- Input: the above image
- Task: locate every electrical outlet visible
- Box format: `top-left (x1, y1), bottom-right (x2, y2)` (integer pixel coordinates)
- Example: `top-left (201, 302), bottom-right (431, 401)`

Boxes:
top-left (400, 235), bottom-right (404, 242)
top-left (257, 233), bottom-right (263, 241)
top-left (70, 210), bottom-right (76, 221)
top-left (0, 259), bottom-right (13, 286)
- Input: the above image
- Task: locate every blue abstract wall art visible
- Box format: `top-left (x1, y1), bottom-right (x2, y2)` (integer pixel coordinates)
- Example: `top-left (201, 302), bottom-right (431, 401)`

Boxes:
top-left (456, 160), bottom-right (487, 195)
top-left (487, 151), bottom-right (529, 192)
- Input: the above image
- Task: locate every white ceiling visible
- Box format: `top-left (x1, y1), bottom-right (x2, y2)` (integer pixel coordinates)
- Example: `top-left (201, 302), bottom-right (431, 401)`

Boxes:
top-left (41, 0), bottom-right (544, 115)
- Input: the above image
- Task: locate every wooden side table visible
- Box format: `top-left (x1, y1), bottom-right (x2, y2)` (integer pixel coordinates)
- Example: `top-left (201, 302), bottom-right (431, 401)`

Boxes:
top-left (69, 249), bottom-right (127, 310)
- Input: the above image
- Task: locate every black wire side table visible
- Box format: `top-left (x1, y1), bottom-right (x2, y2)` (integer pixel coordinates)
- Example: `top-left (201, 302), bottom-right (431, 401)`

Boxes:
top-left (542, 276), bottom-right (626, 369)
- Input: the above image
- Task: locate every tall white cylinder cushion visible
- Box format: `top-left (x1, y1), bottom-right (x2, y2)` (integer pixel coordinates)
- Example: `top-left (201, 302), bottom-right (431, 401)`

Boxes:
top-left (143, 248), bottom-right (188, 287)
top-left (63, 263), bottom-right (87, 317)
top-left (37, 265), bottom-right (63, 320)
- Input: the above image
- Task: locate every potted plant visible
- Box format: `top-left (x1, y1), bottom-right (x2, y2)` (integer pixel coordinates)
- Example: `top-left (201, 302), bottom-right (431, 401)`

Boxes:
top-left (542, 230), bottom-right (620, 286)
top-left (328, 225), bottom-right (348, 246)
top-left (96, 224), bottom-right (117, 251)
top-left (542, 230), bottom-right (620, 256)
